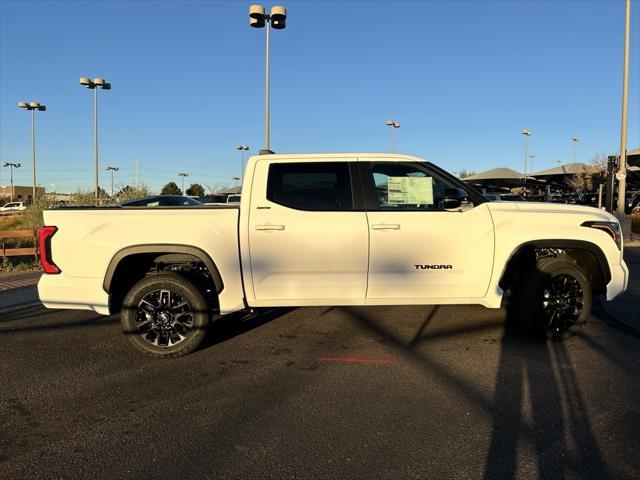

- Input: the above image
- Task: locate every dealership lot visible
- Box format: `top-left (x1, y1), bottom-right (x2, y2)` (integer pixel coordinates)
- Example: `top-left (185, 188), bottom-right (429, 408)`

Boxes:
top-left (2, 267), bottom-right (639, 480)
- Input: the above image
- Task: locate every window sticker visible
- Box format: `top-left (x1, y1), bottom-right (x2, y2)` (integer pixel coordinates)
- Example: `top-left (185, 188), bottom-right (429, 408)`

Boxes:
top-left (387, 176), bottom-right (434, 205)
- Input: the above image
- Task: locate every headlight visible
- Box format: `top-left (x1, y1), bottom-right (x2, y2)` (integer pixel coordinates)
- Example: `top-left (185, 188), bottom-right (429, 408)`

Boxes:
top-left (581, 221), bottom-right (622, 250)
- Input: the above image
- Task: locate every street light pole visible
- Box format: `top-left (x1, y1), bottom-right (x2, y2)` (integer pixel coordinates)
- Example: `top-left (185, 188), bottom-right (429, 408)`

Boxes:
top-left (528, 153), bottom-right (535, 176)
top-left (106, 166), bottom-right (119, 198)
top-left (572, 136), bottom-right (580, 164)
top-left (18, 101), bottom-right (46, 202)
top-left (386, 120), bottom-right (401, 152)
top-left (616, 0), bottom-right (631, 216)
top-left (2, 162), bottom-right (21, 202)
top-left (250, 5), bottom-right (287, 155)
top-left (80, 77), bottom-right (111, 206)
top-left (178, 172), bottom-right (188, 194)
top-left (236, 145), bottom-right (249, 185)
top-left (521, 129), bottom-right (532, 196)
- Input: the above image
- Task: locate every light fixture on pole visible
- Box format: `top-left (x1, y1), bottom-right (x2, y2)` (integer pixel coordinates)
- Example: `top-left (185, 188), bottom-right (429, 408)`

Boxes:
top-left (106, 166), bottom-right (119, 198)
top-left (249, 4), bottom-right (287, 155)
top-left (178, 172), bottom-right (188, 193)
top-left (571, 136), bottom-right (580, 164)
top-left (528, 153), bottom-right (535, 176)
top-left (2, 162), bottom-right (21, 202)
top-left (80, 77), bottom-right (112, 206)
top-left (232, 176), bottom-right (240, 186)
top-left (18, 101), bottom-right (46, 202)
top-left (386, 120), bottom-right (401, 152)
top-left (236, 145), bottom-right (249, 184)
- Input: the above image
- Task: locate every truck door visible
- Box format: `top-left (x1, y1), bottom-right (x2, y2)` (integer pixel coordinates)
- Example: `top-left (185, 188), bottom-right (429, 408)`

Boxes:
top-left (360, 160), bottom-right (495, 300)
top-left (248, 159), bottom-right (369, 302)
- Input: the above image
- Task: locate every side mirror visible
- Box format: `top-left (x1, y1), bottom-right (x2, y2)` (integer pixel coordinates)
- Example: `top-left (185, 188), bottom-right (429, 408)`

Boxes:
top-left (442, 188), bottom-right (467, 211)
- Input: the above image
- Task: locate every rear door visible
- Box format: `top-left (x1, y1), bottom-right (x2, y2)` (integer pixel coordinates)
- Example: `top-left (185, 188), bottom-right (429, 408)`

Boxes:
top-left (361, 160), bottom-right (495, 300)
top-left (248, 159), bottom-right (369, 302)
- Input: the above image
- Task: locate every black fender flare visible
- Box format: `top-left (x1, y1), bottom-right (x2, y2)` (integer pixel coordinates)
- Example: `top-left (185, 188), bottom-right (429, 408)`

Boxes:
top-left (103, 244), bottom-right (224, 294)
top-left (498, 239), bottom-right (612, 289)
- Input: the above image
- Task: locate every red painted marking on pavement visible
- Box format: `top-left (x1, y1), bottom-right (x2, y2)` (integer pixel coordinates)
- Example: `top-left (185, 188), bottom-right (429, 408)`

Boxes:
top-left (316, 355), bottom-right (395, 365)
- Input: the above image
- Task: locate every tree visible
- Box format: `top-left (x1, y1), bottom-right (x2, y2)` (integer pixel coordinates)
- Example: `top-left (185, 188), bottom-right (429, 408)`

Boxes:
top-left (567, 153), bottom-right (608, 192)
top-left (116, 184), bottom-right (151, 201)
top-left (185, 183), bottom-right (205, 197)
top-left (161, 182), bottom-right (182, 195)
top-left (206, 183), bottom-right (230, 194)
top-left (457, 169), bottom-right (477, 179)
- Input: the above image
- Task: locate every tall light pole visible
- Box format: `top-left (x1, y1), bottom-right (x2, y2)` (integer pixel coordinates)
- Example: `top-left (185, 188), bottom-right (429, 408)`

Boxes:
top-left (521, 129), bottom-right (532, 196)
top-left (616, 0), bottom-right (631, 217)
top-left (18, 101), bottom-right (46, 202)
top-left (106, 166), bottom-right (119, 198)
top-left (249, 5), bottom-right (287, 155)
top-left (386, 120), bottom-right (401, 152)
top-left (232, 176), bottom-right (241, 186)
top-left (80, 77), bottom-right (112, 205)
top-left (2, 162), bottom-right (21, 202)
top-left (528, 153), bottom-right (535, 176)
top-left (178, 172), bottom-right (188, 194)
top-left (571, 136), bottom-right (580, 164)
top-left (236, 145), bottom-right (249, 185)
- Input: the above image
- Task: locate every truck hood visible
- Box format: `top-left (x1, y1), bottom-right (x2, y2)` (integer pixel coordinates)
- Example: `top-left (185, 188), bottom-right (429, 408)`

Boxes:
top-left (485, 201), bottom-right (618, 223)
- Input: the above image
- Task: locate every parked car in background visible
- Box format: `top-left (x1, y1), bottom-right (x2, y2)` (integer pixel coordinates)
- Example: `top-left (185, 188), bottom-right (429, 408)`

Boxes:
top-left (625, 191), bottom-right (640, 214)
top-left (0, 201), bottom-right (27, 213)
top-left (120, 195), bottom-right (203, 207)
top-left (484, 193), bottom-right (525, 202)
top-left (201, 194), bottom-right (241, 205)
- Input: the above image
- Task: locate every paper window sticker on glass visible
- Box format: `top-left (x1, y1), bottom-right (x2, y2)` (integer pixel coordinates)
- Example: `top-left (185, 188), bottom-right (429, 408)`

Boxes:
top-left (387, 176), bottom-right (434, 205)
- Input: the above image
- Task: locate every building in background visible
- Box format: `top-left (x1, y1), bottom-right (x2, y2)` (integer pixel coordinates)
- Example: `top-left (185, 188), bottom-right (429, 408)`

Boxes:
top-left (0, 185), bottom-right (45, 202)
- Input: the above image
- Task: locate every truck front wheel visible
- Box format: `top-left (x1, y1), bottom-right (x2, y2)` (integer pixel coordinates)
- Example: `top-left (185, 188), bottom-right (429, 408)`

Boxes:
top-left (512, 257), bottom-right (592, 340)
top-left (121, 273), bottom-right (211, 357)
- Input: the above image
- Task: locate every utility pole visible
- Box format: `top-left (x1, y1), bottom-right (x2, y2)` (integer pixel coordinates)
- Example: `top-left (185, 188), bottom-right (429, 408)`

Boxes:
top-left (616, 0), bottom-right (631, 217)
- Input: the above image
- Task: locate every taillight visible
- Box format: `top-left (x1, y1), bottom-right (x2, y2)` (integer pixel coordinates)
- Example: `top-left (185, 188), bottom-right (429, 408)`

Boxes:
top-left (38, 226), bottom-right (61, 274)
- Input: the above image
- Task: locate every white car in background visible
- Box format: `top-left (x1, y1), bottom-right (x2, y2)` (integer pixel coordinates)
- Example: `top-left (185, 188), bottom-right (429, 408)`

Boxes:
top-left (0, 201), bottom-right (27, 213)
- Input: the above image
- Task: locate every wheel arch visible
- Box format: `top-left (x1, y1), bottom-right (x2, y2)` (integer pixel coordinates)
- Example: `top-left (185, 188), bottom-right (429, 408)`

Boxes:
top-left (498, 239), bottom-right (611, 295)
top-left (104, 244), bottom-right (224, 293)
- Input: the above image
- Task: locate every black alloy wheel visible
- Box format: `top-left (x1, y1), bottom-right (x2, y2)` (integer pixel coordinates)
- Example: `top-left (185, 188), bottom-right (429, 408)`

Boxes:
top-left (541, 273), bottom-right (585, 335)
top-left (136, 289), bottom-right (195, 347)
top-left (121, 273), bottom-right (211, 357)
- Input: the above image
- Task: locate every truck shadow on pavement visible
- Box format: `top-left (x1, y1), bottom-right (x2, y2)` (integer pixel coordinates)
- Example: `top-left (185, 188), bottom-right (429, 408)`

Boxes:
top-left (339, 304), bottom-right (614, 480)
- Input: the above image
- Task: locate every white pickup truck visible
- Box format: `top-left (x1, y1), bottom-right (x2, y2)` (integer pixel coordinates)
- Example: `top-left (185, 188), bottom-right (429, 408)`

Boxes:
top-left (38, 153), bottom-right (628, 357)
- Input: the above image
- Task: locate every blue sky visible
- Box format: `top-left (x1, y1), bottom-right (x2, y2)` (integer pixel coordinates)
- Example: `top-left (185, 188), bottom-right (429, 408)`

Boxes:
top-left (1, 0), bottom-right (638, 193)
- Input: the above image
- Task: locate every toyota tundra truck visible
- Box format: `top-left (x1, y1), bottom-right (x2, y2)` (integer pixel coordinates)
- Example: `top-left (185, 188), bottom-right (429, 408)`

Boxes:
top-left (37, 153), bottom-right (629, 357)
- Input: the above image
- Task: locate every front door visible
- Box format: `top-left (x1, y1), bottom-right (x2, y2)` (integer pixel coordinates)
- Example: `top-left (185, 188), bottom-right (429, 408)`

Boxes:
top-left (248, 159), bottom-right (369, 302)
top-left (362, 161), bottom-right (495, 300)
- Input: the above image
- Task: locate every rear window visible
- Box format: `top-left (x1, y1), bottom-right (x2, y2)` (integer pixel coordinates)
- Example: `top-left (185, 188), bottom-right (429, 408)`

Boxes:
top-left (267, 162), bottom-right (353, 211)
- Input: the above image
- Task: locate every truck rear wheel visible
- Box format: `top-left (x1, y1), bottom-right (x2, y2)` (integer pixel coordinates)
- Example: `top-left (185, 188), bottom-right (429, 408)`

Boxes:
top-left (512, 257), bottom-right (592, 340)
top-left (121, 273), bottom-right (211, 357)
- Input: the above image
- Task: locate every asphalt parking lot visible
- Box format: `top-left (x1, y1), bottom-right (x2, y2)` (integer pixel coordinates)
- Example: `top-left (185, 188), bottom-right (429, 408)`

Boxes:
top-left (1, 253), bottom-right (639, 479)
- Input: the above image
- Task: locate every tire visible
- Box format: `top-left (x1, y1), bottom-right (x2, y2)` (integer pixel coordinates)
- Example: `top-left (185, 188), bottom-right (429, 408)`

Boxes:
top-left (512, 257), bottom-right (592, 340)
top-left (121, 273), bottom-right (211, 358)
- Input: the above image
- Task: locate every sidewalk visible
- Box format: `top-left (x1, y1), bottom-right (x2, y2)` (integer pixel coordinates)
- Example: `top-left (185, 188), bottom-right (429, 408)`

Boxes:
top-left (0, 271), bottom-right (42, 312)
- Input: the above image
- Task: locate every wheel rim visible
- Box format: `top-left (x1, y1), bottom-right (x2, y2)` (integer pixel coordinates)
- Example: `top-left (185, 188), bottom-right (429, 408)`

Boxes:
top-left (135, 289), bottom-right (195, 347)
top-left (541, 274), bottom-right (584, 334)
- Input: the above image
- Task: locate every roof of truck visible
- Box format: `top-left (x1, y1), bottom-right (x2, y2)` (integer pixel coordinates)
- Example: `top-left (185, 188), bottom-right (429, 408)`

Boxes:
top-left (248, 152), bottom-right (426, 162)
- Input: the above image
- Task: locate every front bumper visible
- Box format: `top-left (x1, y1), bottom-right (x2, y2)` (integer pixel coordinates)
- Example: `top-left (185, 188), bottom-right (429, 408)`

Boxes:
top-left (606, 259), bottom-right (629, 301)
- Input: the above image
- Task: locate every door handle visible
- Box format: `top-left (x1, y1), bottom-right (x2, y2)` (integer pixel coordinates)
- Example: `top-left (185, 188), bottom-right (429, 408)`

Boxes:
top-left (256, 224), bottom-right (286, 231)
top-left (371, 224), bottom-right (401, 230)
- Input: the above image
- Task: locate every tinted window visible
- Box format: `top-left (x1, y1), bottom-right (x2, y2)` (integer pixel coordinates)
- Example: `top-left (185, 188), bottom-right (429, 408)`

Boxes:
top-left (367, 163), bottom-right (471, 211)
top-left (267, 162), bottom-right (353, 211)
